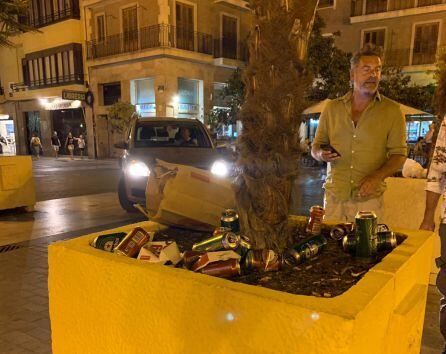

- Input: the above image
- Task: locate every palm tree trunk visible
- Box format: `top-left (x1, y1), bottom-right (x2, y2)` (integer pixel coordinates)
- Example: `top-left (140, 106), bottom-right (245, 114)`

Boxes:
top-left (235, 0), bottom-right (319, 251)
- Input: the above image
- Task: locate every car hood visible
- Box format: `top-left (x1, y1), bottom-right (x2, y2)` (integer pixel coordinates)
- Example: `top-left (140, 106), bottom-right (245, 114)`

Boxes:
top-left (127, 147), bottom-right (233, 170)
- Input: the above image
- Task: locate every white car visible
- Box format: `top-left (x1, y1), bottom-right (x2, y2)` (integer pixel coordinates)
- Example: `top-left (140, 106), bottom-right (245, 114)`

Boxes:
top-left (115, 117), bottom-right (234, 212)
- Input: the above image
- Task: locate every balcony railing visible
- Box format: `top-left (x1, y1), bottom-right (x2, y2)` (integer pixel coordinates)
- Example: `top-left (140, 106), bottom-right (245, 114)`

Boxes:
top-left (213, 38), bottom-right (249, 61)
top-left (351, 0), bottom-right (445, 17)
top-left (11, 74), bottom-right (84, 92)
top-left (383, 46), bottom-right (444, 67)
top-left (19, 6), bottom-right (80, 28)
top-left (87, 24), bottom-right (248, 62)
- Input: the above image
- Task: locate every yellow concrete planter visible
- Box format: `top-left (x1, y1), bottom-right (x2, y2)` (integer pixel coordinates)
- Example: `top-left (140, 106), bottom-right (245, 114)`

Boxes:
top-left (0, 156), bottom-right (35, 211)
top-left (49, 218), bottom-right (434, 354)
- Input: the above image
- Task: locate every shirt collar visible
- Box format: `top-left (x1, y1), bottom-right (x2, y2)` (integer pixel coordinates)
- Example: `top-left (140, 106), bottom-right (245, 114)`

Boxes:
top-left (341, 90), bottom-right (382, 103)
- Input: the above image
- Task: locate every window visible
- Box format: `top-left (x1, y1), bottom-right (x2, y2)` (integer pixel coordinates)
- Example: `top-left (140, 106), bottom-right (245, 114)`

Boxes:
top-left (22, 43), bottom-right (83, 88)
top-left (363, 29), bottom-right (385, 48)
top-left (176, 2), bottom-right (195, 51)
top-left (131, 78), bottom-right (156, 117)
top-left (134, 122), bottom-right (211, 148)
top-left (22, 0), bottom-right (80, 28)
top-left (365, 0), bottom-right (387, 14)
top-left (418, 0), bottom-right (442, 7)
top-left (122, 6), bottom-right (138, 51)
top-left (222, 15), bottom-right (238, 59)
top-left (318, 0), bottom-right (335, 8)
top-left (96, 14), bottom-right (106, 41)
top-left (102, 82), bottom-right (121, 106)
top-left (351, 0), bottom-right (364, 16)
top-left (412, 22), bottom-right (439, 65)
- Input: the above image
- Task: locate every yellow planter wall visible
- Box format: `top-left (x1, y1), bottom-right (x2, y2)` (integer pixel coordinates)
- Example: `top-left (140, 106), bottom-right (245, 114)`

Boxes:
top-left (0, 156), bottom-right (35, 210)
top-left (49, 218), bottom-right (434, 354)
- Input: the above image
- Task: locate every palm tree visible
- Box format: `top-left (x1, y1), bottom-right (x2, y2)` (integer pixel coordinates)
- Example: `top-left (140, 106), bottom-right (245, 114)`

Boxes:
top-left (235, 0), bottom-right (319, 251)
top-left (0, 0), bottom-right (36, 47)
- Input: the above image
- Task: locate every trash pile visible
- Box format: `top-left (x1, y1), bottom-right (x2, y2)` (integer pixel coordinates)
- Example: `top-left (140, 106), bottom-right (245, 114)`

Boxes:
top-left (90, 206), bottom-right (399, 280)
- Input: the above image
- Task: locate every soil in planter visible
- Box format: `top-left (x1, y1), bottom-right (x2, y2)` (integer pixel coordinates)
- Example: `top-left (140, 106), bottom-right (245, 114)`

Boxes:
top-left (151, 223), bottom-right (407, 298)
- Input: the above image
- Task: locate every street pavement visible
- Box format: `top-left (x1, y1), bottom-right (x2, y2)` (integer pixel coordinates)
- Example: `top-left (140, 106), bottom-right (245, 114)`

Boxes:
top-left (0, 157), bottom-right (442, 353)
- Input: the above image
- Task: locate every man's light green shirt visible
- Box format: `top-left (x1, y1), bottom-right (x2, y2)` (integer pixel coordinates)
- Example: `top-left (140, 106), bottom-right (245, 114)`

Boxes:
top-left (313, 91), bottom-right (407, 202)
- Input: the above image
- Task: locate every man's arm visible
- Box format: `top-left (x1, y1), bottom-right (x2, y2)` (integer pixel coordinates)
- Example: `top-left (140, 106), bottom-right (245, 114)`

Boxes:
top-left (358, 154), bottom-right (406, 198)
top-left (420, 191), bottom-right (441, 231)
top-left (311, 104), bottom-right (340, 163)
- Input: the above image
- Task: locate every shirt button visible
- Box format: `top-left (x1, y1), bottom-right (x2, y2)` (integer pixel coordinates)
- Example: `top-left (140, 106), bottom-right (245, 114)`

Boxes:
top-left (350, 165), bottom-right (353, 168)
top-left (352, 150), bottom-right (355, 153)
top-left (350, 180), bottom-right (354, 183)
top-left (353, 135), bottom-right (356, 138)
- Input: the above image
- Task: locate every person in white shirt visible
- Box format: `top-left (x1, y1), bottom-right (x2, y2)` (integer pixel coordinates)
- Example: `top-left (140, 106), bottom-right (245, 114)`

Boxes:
top-left (420, 117), bottom-right (446, 353)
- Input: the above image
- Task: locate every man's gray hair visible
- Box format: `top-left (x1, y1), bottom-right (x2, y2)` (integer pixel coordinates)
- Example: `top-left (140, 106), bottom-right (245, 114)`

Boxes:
top-left (350, 43), bottom-right (383, 70)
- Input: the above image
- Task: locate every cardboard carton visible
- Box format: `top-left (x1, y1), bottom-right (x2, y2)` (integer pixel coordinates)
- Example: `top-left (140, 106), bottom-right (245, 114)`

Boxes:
top-left (137, 241), bottom-right (181, 265)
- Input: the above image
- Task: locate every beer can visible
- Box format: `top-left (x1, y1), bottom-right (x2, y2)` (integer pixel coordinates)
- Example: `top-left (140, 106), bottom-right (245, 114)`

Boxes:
top-left (377, 224), bottom-right (390, 233)
top-left (114, 227), bottom-right (152, 258)
top-left (182, 251), bottom-right (206, 269)
top-left (235, 235), bottom-right (252, 259)
top-left (192, 230), bottom-right (240, 252)
top-left (213, 227), bottom-right (232, 236)
top-left (377, 231), bottom-right (397, 251)
top-left (244, 249), bottom-right (281, 272)
top-left (200, 259), bottom-right (241, 278)
top-left (341, 234), bottom-right (357, 254)
top-left (355, 211), bottom-right (378, 257)
top-left (283, 235), bottom-right (327, 266)
top-left (91, 232), bottom-right (127, 252)
top-left (306, 205), bottom-right (325, 236)
top-left (220, 209), bottom-right (240, 233)
top-left (329, 223), bottom-right (354, 241)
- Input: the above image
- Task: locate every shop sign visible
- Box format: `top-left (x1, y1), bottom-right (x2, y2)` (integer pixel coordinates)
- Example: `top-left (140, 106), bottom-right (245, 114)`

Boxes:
top-left (0, 114), bottom-right (10, 120)
top-left (44, 99), bottom-right (82, 110)
top-left (178, 103), bottom-right (199, 113)
top-left (62, 90), bottom-right (86, 101)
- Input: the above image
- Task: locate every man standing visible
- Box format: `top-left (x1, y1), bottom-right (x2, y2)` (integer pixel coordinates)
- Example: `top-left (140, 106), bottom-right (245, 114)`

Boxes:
top-left (420, 117), bottom-right (446, 354)
top-left (51, 131), bottom-right (61, 159)
top-left (311, 44), bottom-right (407, 222)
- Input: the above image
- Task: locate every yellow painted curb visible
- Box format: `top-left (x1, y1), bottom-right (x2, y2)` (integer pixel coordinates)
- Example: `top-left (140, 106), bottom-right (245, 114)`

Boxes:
top-left (0, 156), bottom-right (35, 210)
top-left (49, 218), bottom-right (434, 354)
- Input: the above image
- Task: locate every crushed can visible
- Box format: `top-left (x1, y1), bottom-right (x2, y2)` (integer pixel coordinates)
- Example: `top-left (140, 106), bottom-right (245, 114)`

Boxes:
top-left (244, 249), bottom-right (281, 272)
top-left (329, 223), bottom-right (354, 241)
top-left (114, 227), bottom-right (152, 258)
top-left (354, 211), bottom-right (378, 258)
top-left (90, 232), bottom-right (127, 252)
top-left (341, 234), bottom-right (357, 254)
top-left (220, 209), bottom-right (240, 233)
top-left (377, 231), bottom-right (397, 251)
top-left (283, 235), bottom-right (327, 266)
top-left (306, 205), bottom-right (325, 236)
top-left (235, 235), bottom-right (252, 259)
top-left (182, 251), bottom-right (206, 269)
top-left (192, 230), bottom-right (240, 252)
top-left (200, 259), bottom-right (241, 278)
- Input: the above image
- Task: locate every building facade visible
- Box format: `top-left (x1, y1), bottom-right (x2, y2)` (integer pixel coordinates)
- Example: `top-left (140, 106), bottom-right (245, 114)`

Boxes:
top-left (83, 0), bottom-right (250, 158)
top-left (0, 0), bottom-right (87, 156)
top-left (317, 0), bottom-right (446, 85)
top-left (0, 0), bottom-right (250, 158)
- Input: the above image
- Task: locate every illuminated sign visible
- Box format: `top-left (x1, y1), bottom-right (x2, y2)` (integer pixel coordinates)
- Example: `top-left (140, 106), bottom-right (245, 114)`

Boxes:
top-left (62, 90), bottom-right (86, 101)
top-left (178, 103), bottom-right (199, 113)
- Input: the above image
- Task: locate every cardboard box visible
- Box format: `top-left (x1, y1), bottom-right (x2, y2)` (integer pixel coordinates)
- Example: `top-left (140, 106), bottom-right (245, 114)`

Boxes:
top-left (191, 251), bottom-right (240, 272)
top-left (137, 241), bottom-right (181, 265)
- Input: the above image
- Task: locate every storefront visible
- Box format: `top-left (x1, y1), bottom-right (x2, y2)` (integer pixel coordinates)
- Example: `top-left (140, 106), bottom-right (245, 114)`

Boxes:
top-left (177, 78), bottom-right (203, 121)
top-left (406, 115), bottom-right (434, 142)
top-left (131, 78), bottom-right (156, 118)
top-left (0, 114), bottom-right (16, 154)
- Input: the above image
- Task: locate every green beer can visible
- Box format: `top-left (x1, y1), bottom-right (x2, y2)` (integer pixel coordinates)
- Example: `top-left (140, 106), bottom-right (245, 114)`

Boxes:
top-left (354, 211), bottom-right (378, 258)
top-left (220, 209), bottom-right (240, 233)
top-left (192, 229), bottom-right (240, 252)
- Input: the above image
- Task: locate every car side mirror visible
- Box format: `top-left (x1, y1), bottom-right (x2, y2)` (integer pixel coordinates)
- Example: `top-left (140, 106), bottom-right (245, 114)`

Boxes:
top-left (114, 141), bottom-right (129, 150)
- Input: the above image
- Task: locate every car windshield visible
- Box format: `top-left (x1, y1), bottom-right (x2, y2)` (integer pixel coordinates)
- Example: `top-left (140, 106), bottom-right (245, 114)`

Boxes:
top-left (134, 122), bottom-right (211, 148)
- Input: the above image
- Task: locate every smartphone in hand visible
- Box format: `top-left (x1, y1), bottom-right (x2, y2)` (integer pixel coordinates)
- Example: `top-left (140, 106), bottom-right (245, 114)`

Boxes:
top-left (320, 143), bottom-right (341, 157)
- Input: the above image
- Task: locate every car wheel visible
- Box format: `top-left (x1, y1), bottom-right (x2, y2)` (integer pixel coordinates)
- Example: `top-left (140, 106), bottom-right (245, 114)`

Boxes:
top-left (118, 176), bottom-right (137, 213)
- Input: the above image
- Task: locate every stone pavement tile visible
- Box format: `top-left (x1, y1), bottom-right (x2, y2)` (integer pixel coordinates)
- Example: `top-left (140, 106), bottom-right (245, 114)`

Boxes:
top-left (32, 318), bottom-right (50, 332)
top-left (0, 340), bottom-right (35, 354)
top-left (4, 330), bottom-right (38, 345)
top-left (421, 346), bottom-right (443, 354)
top-left (19, 336), bottom-right (50, 353)
top-left (26, 326), bottom-right (51, 342)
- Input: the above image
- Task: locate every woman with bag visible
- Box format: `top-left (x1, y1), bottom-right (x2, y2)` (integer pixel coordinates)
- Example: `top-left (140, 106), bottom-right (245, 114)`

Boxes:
top-left (30, 132), bottom-right (42, 160)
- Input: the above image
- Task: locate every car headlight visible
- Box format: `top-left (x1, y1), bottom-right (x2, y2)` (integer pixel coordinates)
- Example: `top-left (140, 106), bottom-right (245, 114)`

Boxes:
top-left (211, 160), bottom-right (229, 177)
top-left (127, 160), bottom-right (150, 177)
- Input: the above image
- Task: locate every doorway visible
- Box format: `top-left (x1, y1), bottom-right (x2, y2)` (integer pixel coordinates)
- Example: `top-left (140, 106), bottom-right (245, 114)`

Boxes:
top-left (25, 111), bottom-right (41, 155)
top-left (51, 108), bottom-right (86, 155)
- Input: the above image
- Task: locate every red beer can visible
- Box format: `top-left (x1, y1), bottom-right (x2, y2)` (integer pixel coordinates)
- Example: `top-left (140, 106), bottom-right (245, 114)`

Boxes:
top-left (306, 205), bottom-right (325, 236)
top-left (114, 227), bottom-right (152, 258)
top-left (200, 259), bottom-right (241, 278)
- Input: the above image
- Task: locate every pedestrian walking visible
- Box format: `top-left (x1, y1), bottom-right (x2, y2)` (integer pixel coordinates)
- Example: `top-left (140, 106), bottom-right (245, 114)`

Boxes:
top-left (51, 131), bottom-right (61, 159)
top-left (77, 134), bottom-right (86, 158)
top-left (65, 132), bottom-right (76, 160)
top-left (30, 132), bottom-right (42, 160)
top-left (311, 44), bottom-right (407, 222)
top-left (420, 117), bottom-right (446, 354)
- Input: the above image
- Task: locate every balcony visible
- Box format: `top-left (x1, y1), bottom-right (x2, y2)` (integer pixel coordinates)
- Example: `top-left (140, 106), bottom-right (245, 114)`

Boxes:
top-left (19, 0), bottom-right (80, 28)
top-left (383, 46), bottom-right (444, 67)
top-left (351, 0), bottom-right (445, 17)
top-left (86, 24), bottom-right (248, 63)
top-left (11, 74), bottom-right (84, 92)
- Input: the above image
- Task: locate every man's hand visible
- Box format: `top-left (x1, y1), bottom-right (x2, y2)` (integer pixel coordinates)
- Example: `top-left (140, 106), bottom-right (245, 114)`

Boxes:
top-left (357, 174), bottom-right (382, 198)
top-left (420, 218), bottom-right (435, 231)
top-left (313, 149), bottom-right (340, 163)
